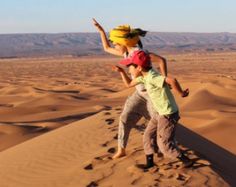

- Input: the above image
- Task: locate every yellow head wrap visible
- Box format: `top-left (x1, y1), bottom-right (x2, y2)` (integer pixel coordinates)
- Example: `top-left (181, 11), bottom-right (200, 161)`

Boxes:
top-left (109, 25), bottom-right (140, 47)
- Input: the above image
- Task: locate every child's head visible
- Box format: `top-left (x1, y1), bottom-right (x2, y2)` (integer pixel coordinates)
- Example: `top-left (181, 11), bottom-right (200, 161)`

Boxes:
top-left (127, 64), bottom-right (141, 78)
top-left (109, 25), bottom-right (147, 49)
top-left (119, 50), bottom-right (152, 77)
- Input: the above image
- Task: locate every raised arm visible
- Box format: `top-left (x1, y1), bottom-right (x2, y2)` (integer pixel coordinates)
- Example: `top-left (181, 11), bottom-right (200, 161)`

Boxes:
top-left (92, 18), bottom-right (124, 56)
top-left (149, 52), bottom-right (167, 76)
top-left (112, 66), bottom-right (139, 87)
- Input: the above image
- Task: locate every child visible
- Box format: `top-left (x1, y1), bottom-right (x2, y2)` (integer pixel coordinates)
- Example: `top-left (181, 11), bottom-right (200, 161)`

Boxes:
top-left (93, 18), bottom-right (167, 159)
top-left (113, 50), bottom-right (193, 168)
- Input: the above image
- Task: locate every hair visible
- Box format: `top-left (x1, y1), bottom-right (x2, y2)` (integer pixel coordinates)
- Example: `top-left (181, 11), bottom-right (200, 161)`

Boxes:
top-left (124, 28), bottom-right (147, 38)
top-left (127, 63), bottom-right (152, 72)
top-left (125, 28), bottom-right (147, 49)
top-left (141, 66), bottom-right (152, 72)
top-left (137, 40), bottom-right (143, 49)
top-left (127, 63), bottom-right (138, 68)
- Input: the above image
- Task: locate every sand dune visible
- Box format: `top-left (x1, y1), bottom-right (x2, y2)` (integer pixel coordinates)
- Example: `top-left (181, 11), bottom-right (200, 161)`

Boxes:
top-left (0, 110), bottom-right (230, 187)
top-left (0, 52), bottom-right (235, 186)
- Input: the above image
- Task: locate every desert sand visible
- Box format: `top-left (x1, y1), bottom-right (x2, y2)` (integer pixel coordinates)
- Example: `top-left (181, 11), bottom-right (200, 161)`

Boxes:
top-left (0, 52), bottom-right (235, 186)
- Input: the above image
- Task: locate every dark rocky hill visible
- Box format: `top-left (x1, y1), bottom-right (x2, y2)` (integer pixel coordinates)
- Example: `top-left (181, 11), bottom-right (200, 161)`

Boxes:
top-left (1, 32), bottom-right (236, 58)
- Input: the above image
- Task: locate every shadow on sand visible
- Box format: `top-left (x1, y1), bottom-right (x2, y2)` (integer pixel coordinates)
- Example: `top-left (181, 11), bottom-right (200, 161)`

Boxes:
top-left (176, 124), bottom-right (236, 186)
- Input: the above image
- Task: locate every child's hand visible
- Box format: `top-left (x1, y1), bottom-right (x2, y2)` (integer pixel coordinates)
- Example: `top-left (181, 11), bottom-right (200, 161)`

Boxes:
top-left (112, 65), bottom-right (124, 73)
top-left (182, 88), bottom-right (189, 97)
top-left (92, 18), bottom-right (104, 31)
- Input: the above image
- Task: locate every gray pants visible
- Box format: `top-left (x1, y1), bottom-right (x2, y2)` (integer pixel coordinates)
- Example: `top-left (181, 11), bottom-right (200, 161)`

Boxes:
top-left (143, 112), bottom-right (181, 159)
top-left (118, 91), bottom-right (154, 148)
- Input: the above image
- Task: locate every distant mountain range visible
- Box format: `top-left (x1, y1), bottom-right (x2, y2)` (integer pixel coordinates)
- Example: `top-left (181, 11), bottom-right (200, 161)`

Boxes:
top-left (1, 32), bottom-right (236, 58)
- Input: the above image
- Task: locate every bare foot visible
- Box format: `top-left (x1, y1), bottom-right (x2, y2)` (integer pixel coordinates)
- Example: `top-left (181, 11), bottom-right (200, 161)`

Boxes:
top-left (112, 148), bottom-right (126, 159)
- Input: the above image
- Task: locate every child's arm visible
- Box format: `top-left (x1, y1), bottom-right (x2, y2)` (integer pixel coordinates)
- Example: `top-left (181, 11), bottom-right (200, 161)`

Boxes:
top-left (149, 52), bottom-right (167, 76)
top-left (93, 18), bottom-right (124, 56)
top-left (112, 66), bottom-right (139, 88)
top-left (165, 77), bottom-right (189, 97)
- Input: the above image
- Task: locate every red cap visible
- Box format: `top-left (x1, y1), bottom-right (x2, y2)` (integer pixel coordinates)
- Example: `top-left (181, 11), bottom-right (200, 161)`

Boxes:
top-left (119, 50), bottom-right (151, 68)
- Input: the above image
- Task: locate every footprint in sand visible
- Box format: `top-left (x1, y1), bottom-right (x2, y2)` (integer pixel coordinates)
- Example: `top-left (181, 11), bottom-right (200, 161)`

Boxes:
top-left (0, 104), bottom-right (14, 108)
top-left (100, 141), bottom-right (109, 147)
top-left (107, 125), bottom-right (117, 130)
top-left (107, 147), bottom-right (116, 154)
top-left (104, 106), bottom-right (112, 111)
top-left (84, 155), bottom-right (112, 171)
top-left (162, 164), bottom-right (173, 171)
top-left (100, 139), bottom-right (114, 147)
top-left (135, 164), bottom-right (159, 173)
top-left (110, 128), bottom-right (117, 132)
top-left (176, 173), bottom-right (191, 182)
top-left (103, 112), bottom-right (111, 115)
top-left (94, 154), bottom-right (112, 161)
top-left (105, 118), bottom-right (115, 125)
top-left (84, 163), bottom-right (93, 170)
top-left (86, 181), bottom-right (98, 187)
top-left (113, 133), bottom-right (118, 140)
top-left (115, 107), bottom-right (122, 111)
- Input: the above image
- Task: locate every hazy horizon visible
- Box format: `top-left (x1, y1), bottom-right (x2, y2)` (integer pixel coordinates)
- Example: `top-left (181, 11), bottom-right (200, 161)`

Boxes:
top-left (1, 0), bottom-right (236, 34)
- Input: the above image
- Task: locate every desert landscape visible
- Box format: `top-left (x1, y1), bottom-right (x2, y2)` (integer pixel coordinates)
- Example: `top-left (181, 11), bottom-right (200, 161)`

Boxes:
top-left (1, 32), bottom-right (236, 58)
top-left (0, 51), bottom-right (235, 186)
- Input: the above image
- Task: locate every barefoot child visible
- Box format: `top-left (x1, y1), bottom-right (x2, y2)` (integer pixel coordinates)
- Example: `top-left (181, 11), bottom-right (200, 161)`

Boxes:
top-left (113, 50), bottom-right (193, 168)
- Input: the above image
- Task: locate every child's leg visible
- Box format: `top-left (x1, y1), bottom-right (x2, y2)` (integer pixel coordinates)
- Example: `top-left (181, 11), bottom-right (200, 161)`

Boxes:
top-left (146, 98), bottom-right (160, 155)
top-left (143, 114), bottom-right (158, 155)
top-left (157, 112), bottom-right (193, 167)
top-left (157, 112), bottom-right (181, 159)
top-left (113, 91), bottom-right (149, 159)
top-left (141, 113), bottom-right (159, 169)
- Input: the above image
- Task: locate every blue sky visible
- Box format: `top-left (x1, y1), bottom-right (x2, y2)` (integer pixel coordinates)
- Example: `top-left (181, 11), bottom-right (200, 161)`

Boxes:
top-left (0, 0), bottom-right (235, 34)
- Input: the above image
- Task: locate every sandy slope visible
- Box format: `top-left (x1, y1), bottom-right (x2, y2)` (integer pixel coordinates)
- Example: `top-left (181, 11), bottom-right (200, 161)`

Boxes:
top-left (0, 109), bottom-right (230, 187)
top-left (0, 52), bottom-right (235, 186)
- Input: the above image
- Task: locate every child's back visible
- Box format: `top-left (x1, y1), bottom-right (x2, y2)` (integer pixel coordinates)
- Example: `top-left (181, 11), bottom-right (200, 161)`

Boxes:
top-left (136, 69), bottom-right (178, 116)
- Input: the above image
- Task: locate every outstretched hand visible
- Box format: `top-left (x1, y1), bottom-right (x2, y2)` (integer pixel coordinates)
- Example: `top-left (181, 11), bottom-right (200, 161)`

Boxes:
top-left (92, 18), bottom-right (104, 31)
top-left (112, 65), bottom-right (124, 73)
